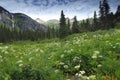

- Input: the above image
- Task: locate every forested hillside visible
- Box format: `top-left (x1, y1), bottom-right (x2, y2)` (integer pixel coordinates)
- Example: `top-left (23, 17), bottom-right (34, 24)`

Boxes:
top-left (0, 0), bottom-right (120, 80)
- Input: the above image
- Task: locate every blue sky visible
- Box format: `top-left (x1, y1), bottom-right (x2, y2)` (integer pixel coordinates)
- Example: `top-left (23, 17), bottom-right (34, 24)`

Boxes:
top-left (0, 0), bottom-right (119, 21)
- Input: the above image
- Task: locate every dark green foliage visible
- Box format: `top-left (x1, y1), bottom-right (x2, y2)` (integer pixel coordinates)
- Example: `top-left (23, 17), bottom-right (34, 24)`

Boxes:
top-left (72, 16), bottom-right (79, 33)
top-left (0, 24), bottom-right (59, 43)
top-left (93, 11), bottom-right (99, 31)
top-left (115, 5), bottom-right (120, 22)
top-left (103, 0), bottom-right (110, 17)
top-left (10, 65), bottom-right (45, 80)
top-left (59, 10), bottom-right (68, 39)
top-left (67, 18), bottom-right (71, 34)
top-left (99, 0), bottom-right (113, 29)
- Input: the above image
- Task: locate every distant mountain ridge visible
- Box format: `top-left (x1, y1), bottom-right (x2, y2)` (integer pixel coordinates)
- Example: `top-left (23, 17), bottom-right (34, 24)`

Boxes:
top-left (0, 6), bottom-right (47, 31)
top-left (35, 18), bottom-right (45, 24)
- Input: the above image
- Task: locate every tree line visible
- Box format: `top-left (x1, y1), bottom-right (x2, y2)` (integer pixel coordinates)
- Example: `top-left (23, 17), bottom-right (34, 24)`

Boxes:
top-left (59, 0), bottom-right (120, 38)
top-left (0, 0), bottom-right (120, 42)
top-left (0, 24), bottom-right (59, 42)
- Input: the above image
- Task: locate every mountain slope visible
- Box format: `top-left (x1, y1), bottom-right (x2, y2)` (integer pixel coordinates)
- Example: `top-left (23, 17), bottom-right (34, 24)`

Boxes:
top-left (13, 13), bottom-right (47, 31)
top-left (35, 18), bottom-right (45, 24)
top-left (0, 6), bottom-right (47, 31)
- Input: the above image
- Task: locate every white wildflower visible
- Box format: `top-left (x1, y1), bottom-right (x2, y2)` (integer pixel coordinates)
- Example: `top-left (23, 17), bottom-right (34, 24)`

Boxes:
top-left (106, 41), bottom-right (109, 43)
top-left (17, 60), bottom-right (23, 63)
top-left (0, 55), bottom-right (2, 58)
top-left (75, 73), bottom-right (79, 76)
top-left (75, 65), bottom-right (80, 69)
top-left (89, 75), bottom-right (96, 79)
top-left (55, 69), bottom-right (59, 73)
top-left (87, 77), bottom-right (90, 80)
top-left (19, 64), bottom-right (23, 67)
top-left (93, 35), bottom-right (97, 38)
top-left (60, 54), bottom-right (64, 58)
top-left (29, 57), bottom-right (33, 61)
top-left (4, 46), bottom-right (8, 49)
top-left (0, 47), bottom-right (2, 49)
top-left (116, 43), bottom-right (119, 45)
top-left (59, 62), bottom-right (65, 65)
top-left (66, 79), bottom-right (70, 80)
top-left (35, 48), bottom-right (39, 52)
top-left (99, 55), bottom-right (103, 58)
top-left (97, 64), bottom-right (102, 67)
top-left (94, 51), bottom-right (100, 55)
top-left (113, 46), bottom-right (116, 49)
top-left (40, 49), bottom-right (44, 53)
top-left (73, 56), bottom-right (79, 61)
top-left (64, 65), bottom-right (68, 69)
top-left (4, 51), bottom-right (8, 54)
top-left (82, 76), bottom-right (87, 79)
top-left (80, 71), bottom-right (85, 75)
top-left (78, 74), bottom-right (82, 77)
top-left (92, 55), bottom-right (97, 59)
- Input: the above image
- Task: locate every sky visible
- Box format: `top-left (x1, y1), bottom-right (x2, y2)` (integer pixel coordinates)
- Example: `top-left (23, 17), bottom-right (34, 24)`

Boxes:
top-left (0, 0), bottom-right (120, 21)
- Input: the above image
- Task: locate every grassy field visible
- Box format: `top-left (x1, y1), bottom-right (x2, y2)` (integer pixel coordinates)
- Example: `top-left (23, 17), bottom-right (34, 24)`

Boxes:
top-left (0, 29), bottom-right (120, 80)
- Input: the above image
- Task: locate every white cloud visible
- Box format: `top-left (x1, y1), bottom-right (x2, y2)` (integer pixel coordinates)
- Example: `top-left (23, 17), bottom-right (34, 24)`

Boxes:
top-left (0, 0), bottom-right (119, 21)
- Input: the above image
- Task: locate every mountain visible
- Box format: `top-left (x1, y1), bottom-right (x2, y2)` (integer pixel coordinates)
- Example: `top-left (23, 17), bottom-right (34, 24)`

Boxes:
top-left (35, 18), bottom-right (45, 24)
top-left (46, 19), bottom-right (59, 23)
top-left (0, 6), bottom-right (47, 31)
top-left (42, 19), bottom-right (59, 28)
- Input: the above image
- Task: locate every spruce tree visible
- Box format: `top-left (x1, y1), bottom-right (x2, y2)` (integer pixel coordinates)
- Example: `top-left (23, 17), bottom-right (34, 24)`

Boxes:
top-left (99, 1), bottom-right (104, 20)
top-left (116, 5), bottom-right (120, 16)
top-left (72, 16), bottom-right (79, 33)
top-left (93, 11), bottom-right (98, 30)
top-left (103, 0), bottom-right (110, 17)
top-left (59, 10), bottom-right (67, 38)
top-left (99, 0), bottom-right (110, 29)
top-left (67, 18), bottom-right (71, 34)
top-left (115, 5), bottom-right (120, 22)
top-left (86, 18), bottom-right (91, 31)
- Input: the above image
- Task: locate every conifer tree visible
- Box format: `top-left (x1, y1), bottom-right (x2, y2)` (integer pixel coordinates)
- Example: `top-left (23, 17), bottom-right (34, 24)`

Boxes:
top-left (103, 0), bottom-right (110, 17)
top-left (99, 1), bottom-right (104, 19)
top-left (67, 18), bottom-right (71, 34)
top-left (99, 0), bottom-right (110, 29)
top-left (59, 10), bottom-right (68, 38)
top-left (86, 18), bottom-right (91, 31)
top-left (72, 16), bottom-right (79, 33)
top-left (115, 5), bottom-right (120, 22)
top-left (93, 11), bottom-right (98, 30)
top-left (116, 5), bottom-right (120, 16)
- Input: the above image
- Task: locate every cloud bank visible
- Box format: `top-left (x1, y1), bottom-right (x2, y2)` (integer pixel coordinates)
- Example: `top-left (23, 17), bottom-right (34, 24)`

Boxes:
top-left (0, 0), bottom-right (119, 21)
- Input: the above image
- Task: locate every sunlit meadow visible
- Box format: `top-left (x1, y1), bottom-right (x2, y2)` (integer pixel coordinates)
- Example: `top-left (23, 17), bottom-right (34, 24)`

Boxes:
top-left (0, 29), bottom-right (120, 80)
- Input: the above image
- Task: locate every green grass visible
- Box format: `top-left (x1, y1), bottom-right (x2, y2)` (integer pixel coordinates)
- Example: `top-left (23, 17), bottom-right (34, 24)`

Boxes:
top-left (0, 29), bottom-right (120, 80)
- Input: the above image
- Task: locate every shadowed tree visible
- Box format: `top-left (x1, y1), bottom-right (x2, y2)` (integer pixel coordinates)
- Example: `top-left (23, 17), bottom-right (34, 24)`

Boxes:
top-left (115, 5), bottom-right (120, 22)
top-left (93, 11), bottom-right (98, 30)
top-left (67, 18), bottom-right (71, 34)
top-left (59, 10), bottom-right (68, 38)
top-left (72, 16), bottom-right (79, 33)
top-left (99, 0), bottom-right (110, 29)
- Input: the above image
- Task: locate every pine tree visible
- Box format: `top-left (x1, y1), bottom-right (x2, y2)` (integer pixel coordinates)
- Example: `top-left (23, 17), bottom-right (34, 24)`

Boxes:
top-left (72, 16), bottom-right (79, 33)
top-left (99, 1), bottom-right (104, 19)
top-left (93, 11), bottom-right (98, 30)
top-left (86, 18), bottom-right (91, 31)
top-left (67, 18), bottom-right (71, 34)
top-left (103, 0), bottom-right (110, 17)
top-left (99, 0), bottom-right (110, 29)
top-left (115, 5), bottom-right (120, 22)
top-left (59, 10), bottom-right (68, 38)
top-left (116, 5), bottom-right (120, 15)
top-left (108, 12), bottom-right (115, 28)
